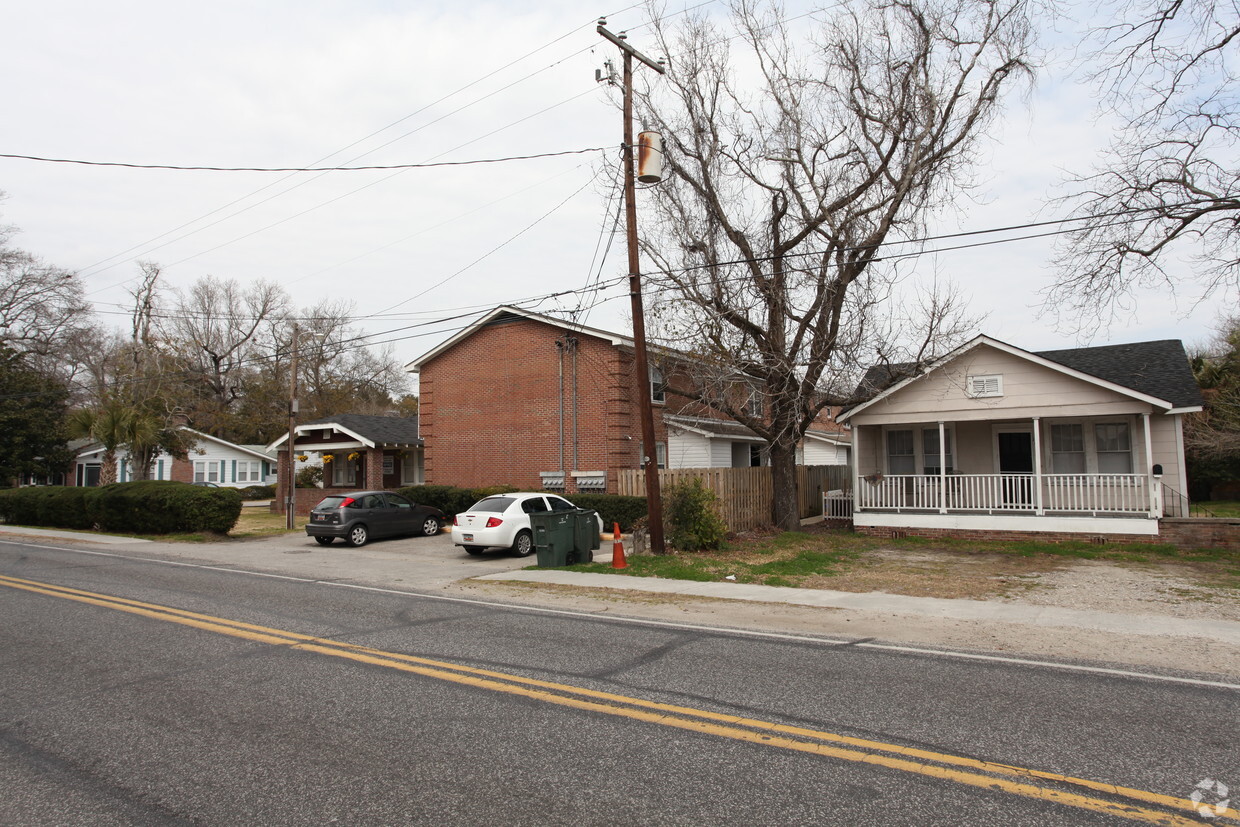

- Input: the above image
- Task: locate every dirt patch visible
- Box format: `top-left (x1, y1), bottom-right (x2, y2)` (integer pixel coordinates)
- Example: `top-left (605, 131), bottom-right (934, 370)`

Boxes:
top-left (796, 548), bottom-right (1071, 599)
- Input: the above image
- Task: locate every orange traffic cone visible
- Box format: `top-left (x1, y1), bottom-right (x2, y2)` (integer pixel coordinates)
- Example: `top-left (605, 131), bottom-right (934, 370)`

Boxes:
top-left (611, 522), bottom-right (628, 569)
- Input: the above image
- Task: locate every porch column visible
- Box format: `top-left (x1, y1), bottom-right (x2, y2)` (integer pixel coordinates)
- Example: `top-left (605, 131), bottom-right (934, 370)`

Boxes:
top-left (1032, 417), bottom-right (1044, 515)
top-left (1143, 412), bottom-right (1157, 517)
top-left (853, 426), bottom-right (862, 512)
top-left (938, 421), bottom-right (947, 514)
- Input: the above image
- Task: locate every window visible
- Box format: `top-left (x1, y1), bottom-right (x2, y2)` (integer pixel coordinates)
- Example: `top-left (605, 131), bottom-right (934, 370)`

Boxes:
top-left (521, 497), bottom-right (549, 514)
top-left (639, 442), bottom-right (667, 469)
top-left (650, 366), bottom-right (666, 404)
top-left (922, 429), bottom-right (954, 475)
top-left (886, 430), bottom-right (915, 474)
top-left (747, 387), bottom-right (763, 417)
top-left (332, 458), bottom-right (357, 487)
top-left (967, 374), bottom-right (1003, 398)
top-left (194, 461), bottom-right (219, 483)
top-left (548, 496), bottom-right (576, 512)
top-left (236, 461), bottom-right (260, 482)
top-left (1050, 424), bottom-right (1085, 473)
top-left (1094, 423), bottom-right (1132, 473)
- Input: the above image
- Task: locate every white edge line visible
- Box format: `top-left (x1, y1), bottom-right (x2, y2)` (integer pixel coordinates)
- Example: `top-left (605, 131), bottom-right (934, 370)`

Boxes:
top-left (4, 540), bottom-right (1239, 692)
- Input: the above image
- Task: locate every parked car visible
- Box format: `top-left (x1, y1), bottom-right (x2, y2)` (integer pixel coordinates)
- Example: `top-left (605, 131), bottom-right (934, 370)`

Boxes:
top-left (306, 491), bottom-right (445, 547)
top-left (451, 492), bottom-right (603, 557)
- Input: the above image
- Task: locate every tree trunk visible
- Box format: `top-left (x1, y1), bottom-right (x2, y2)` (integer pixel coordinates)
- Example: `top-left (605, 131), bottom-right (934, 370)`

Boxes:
top-left (769, 440), bottom-right (799, 531)
top-left (99, 450), bottom-right (118, 486)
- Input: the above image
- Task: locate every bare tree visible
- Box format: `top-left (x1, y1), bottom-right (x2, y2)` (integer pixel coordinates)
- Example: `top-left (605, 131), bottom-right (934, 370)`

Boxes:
top-left (160, 274), bottom-right (291, 413)
top-left (1049, 0), bottom-right (1240, 325)
top-left (633, 0), bottom-right (1033, 529)
top-left (0, 206), bottom-right (91, 358)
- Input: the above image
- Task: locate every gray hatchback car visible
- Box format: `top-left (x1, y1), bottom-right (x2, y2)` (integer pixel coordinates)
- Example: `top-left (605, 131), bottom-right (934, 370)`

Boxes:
top-left (305, 490), bottom-right (445, 547)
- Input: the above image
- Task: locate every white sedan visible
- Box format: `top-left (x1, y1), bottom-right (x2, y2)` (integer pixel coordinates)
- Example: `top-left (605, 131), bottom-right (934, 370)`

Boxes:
top-left (451, 492), bottom-right (603, 557)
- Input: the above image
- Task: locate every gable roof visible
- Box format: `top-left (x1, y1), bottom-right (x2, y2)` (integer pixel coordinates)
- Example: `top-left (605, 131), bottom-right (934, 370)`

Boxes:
top-left (405, 306), bottom-right (634, 372)
top-left (267, 414), bottom-right (421, 450)
top-left (841, 335), bottom-right (1203, 421)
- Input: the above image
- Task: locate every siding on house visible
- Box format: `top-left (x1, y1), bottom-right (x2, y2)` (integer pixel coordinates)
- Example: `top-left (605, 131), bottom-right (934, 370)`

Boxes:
top-left (858, 345), bottom-right (1153, 425)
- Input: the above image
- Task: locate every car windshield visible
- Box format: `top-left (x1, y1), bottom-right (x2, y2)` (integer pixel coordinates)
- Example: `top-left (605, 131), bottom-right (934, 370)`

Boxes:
top-left (313, 496), bottom-right (351, 510)
top-left (468, 496), bottom-right (515, 513)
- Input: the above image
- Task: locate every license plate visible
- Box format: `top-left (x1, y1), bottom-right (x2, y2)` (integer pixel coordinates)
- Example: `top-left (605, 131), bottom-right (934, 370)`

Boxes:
top-left (463, 533), bottom-right (473, 542)
top-left (312, 514), bottom-right (323, 522)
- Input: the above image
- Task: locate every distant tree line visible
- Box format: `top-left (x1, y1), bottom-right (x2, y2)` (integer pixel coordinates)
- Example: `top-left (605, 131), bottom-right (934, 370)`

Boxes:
top-left (0, 195), bottom-right (413, 484)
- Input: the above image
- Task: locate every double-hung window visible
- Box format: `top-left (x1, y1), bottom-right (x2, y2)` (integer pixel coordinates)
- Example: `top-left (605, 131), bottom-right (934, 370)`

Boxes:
top-left (886, 430), bottom-right (916, 475)
top-left (1050, 424), bottom-right (1086, 473)
top-left (1094, 423), bottom-right (1132, 473)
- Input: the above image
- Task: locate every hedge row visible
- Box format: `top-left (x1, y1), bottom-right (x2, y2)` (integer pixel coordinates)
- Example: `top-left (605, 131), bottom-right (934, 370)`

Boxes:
top-left (393, 485), bottom-right (648, 531)
top-left (0, 481), bottom-right (243, 535)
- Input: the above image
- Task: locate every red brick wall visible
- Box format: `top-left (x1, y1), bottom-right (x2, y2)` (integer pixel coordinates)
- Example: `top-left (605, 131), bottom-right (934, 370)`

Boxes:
top-left (1158, 518), bottom-right (1240, 550)
top-left (423, 318), bottom-right (674, 492)
top-left (170, 457), bottom-right (193, 483)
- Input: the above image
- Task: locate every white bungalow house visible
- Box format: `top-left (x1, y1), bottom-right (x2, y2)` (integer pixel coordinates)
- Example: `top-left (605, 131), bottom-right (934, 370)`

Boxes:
top-left (71, 427), bottom-right (276, 489)
top-left (838, 336), bottom-right (1203, 540)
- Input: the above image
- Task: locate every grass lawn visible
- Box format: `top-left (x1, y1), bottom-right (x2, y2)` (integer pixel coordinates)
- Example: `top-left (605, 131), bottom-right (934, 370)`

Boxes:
top-left (568, 524), bottom-right (1240, 598)
top-left (1195, 500), bottom-right (1240, 518)
top-left (229, 507), bottom-right (304, 539)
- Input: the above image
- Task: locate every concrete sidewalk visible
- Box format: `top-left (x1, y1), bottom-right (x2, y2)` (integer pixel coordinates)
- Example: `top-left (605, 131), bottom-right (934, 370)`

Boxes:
top-left (0, 525), bottom-right (152, 545)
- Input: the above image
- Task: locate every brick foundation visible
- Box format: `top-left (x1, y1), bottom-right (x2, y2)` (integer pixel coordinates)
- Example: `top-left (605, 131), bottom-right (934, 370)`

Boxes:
top-left (855, 518), bottom-right (1240, 549)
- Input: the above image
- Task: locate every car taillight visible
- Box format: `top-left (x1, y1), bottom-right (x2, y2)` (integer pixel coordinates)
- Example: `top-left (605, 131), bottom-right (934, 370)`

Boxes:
top-left (485, 517), bottom-right (503, 528)
top-left (339, 497), bottom-right (356, 508)
top-left (453, 515), bottom-right (460, 526)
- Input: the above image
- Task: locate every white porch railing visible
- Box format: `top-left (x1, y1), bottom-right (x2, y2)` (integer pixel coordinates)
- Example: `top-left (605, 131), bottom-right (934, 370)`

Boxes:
top-left (857, 473), bottom-right (1159, 516)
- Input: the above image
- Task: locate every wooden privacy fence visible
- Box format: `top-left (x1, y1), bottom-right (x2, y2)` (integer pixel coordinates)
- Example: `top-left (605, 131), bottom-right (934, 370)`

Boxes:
top-left (617, 465), bottom-right (852, 533)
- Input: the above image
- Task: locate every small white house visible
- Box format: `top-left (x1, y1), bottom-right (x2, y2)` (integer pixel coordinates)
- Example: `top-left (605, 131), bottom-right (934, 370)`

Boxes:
top-left (665, 414), bottom-right (851, 469)
top-left (72, 427), bottom-right (277, 489)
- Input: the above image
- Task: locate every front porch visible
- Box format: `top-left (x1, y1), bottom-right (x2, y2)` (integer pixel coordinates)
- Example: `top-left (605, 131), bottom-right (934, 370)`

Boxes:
top-left (848, 412), bottom-right (1190, 537)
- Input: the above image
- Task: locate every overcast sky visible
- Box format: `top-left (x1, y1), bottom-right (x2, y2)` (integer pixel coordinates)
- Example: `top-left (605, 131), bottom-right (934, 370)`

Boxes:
top-left (0, 0), bottom-right (1223, 373)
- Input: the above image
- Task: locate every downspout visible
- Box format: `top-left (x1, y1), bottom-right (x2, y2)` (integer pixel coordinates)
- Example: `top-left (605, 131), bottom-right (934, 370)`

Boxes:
top-left (558, 339), bottom-right (567, 488)
top-left (570, 337), bottom-right (579, 473)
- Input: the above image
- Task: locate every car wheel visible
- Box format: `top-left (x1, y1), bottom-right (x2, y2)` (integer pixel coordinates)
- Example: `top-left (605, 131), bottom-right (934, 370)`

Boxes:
top-left (421, 516), bottom-right (441, 536)
top-left (511, 530), bottom-right (534, 557)
top-left (347, 524), bottom-right (369, 547)
top-left (314, 536), bottom-right (334, 546)
top-left (463, 546), bottom-right (485, 556)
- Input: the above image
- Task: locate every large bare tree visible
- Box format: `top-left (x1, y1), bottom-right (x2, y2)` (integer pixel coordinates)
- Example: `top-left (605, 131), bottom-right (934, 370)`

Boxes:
top-left (633, 0), bottom-right (1034, 529)
top-left (1049, 0), bottom-right (1240, 324)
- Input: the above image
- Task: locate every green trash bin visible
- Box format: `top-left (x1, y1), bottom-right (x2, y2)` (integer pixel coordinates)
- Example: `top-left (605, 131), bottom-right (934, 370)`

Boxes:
top-left (567, 508), bottom-right (601, 565)
top-left (532, 511), bottom-right (575, 567)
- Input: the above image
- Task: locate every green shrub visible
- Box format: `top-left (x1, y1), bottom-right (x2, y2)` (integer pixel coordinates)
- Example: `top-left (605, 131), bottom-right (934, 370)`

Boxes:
top-left (37, 487), bottom-right (91, 529)
top-left (85, 481), bottom-right (242, 534)
top-left (562, 493), bottom-right (648, 532)
top-left (0, 487), bottom-right (57, 526)
top-left (663, 478), bottom-right (728, 551)
top-left (239, 484), bottom-right (276, 500)
top-left (394, 484), bottom-right (517, 516)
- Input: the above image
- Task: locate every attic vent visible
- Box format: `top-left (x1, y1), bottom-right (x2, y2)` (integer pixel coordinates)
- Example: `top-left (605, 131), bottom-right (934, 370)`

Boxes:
top-left (967, 374), bottom-right (1003, 398)
top-left (486, 311), bottom-right (525, 327)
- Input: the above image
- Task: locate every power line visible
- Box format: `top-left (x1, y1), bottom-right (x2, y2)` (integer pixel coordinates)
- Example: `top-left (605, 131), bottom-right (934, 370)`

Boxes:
top-left (0, 148), bottom-right (607, 172)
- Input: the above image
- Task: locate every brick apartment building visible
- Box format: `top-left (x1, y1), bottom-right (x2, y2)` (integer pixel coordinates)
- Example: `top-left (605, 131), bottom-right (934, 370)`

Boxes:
top-left (405, 305), bottom-right (849, 495)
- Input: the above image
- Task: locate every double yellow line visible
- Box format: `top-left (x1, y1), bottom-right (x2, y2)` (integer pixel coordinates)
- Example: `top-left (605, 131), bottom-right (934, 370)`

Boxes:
top-left (1, 572), bottom-right (1234, 826)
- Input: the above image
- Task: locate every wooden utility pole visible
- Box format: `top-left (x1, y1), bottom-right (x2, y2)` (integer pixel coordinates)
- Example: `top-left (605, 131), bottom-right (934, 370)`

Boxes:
top-left (285, 323), bottom-right (299, 530)
top-left (598, 22), bottom-right (667, 554)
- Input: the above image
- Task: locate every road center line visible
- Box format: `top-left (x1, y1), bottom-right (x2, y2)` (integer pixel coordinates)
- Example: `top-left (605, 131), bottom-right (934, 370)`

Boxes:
top-left (3, 540), bottom-right (1238, 691)
top-left (1, 572), bottom-right (1233, 826)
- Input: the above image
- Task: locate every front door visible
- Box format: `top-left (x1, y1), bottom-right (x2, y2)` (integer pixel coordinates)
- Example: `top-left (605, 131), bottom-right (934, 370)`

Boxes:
top-left (997, 431), bottom-right (1033, 506)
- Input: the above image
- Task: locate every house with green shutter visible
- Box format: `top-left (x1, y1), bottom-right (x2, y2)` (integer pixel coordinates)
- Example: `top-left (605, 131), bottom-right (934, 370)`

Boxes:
top-left (69, 427), bottom-right (276, 489)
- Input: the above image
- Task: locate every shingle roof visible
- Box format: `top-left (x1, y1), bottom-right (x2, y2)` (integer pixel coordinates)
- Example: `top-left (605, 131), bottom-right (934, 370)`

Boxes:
top-left (300, 414), bottom-right (421, 446)
top-left (851, 338), bottom-right (1202, 409)
top-left (1033, 340), bottom-right (1202, 409)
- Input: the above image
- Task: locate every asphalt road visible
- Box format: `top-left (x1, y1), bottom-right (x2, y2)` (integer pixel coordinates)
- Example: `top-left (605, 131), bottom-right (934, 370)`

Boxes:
top-left (1, 539), bottom-right (1237, 826)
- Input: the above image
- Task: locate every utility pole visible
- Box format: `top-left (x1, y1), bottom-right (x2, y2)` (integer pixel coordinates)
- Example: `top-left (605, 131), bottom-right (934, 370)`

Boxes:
top-left (285, 323), bottom-right (299, 530)
top-left (597, 21), bottom-right (667, 554)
